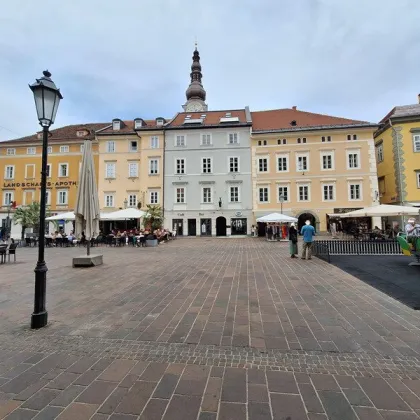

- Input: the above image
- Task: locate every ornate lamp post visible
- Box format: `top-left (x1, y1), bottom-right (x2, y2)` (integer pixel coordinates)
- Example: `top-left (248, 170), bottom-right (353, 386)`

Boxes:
top-left (123, 198), bottom-right (128, 231)
top-left (29, 71), bottom-right (63, 329)
top-left (279, 194), bottom-right (285, 214)
top-left (6, 202), bottom-right (13, 240)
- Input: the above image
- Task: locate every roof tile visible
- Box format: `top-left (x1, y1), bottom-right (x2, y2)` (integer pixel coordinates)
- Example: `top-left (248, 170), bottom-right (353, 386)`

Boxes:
top-left (166, 109), bottom-right (249, 128)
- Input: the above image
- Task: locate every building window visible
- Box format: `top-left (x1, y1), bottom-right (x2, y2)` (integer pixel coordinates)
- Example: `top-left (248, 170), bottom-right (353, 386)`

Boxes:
top-left (6, 148), bottom-right (15, 155)
top-left (60, 145), bottom-right (69, 153)
top-left (5, 165), bottom-right (14, 179)
top-left (112, 120), bottom-right (120, 130)
top-left (105, 163), bottom-right (116, 179)
top-left (258, 140), bottom-right (262, 146)
top-left (80, 144), bottom-right (84, 153)
top-left (349, 183), bottom-right (362, 200)
top-left (376, 143), bottom-right (384, 162)
top-left (259, 187), bottom-right (269, 203)
top-left (128, 194), bottom-right (137, 207)
top-left (228, 133), bottom-right (239, 144)
top-left (202, 187), bottom-right (212, 203)
top-left (149, 159), bottom-right (159, 175)
top-left (230, 186), bottom-right (239, 202)
top-left (150, 191), bottom-right (159, 204)
top-left (263, 140), bottom-right (267, 146)
top-left (57, 190), bottom-right (68, 205)
top-left (413, 134), bottom-right (420, 152)
top-left (347, 134), bottom-right (358, 141)
top-left (46, 164), bottom-right (51, 178)
top-left (347, 151), bottom-right (360, 169)
top-left (323, 184), bottom-right (335, 201)
top-left (3, 191), bottom-right (13, 206)
top-left (321, 153), bottom-right (334, 170)
top-left (151, 136), bottom-right (159, 149)
top-left (25, 164), bottom-right (35, 179)
top-left (278, 186), bottom-right (289, 202)
top-left (277, 155), bottom-right (288, 172)
top-left (297, 138), bottom-right (301, 144)
top-left (176, 158), bottom-right (185, 174)
top-left (277, 138), bottom-right (287, 145)
top-left (302, 137), bottom-right (307, 143)
top-left (229, 157), bottom-right (239, 173)
top-left (45, 190), bottom-right (51, 206)
top-left (416, 172), bottom-right (420, 188)
top-left (298, 185), bottom-right (310, 201)
top-left (176, 135), bottom-right (186, 146)
top-left (27, 147), bottom-right (36, 155)
top-left (47, 146), bottom-right (52, 154)
top-left (258, 157), bottom-right (268, 172)
top-left (353, 134), bottom-right (358, 140)
top-left (130, 141), bottom-right (138, 152)
top-left (378, 176), bottom-right (386, 195)
top-left (105, 194), bottom-right (114, 207)
top-left (321, 136), bottom-right (332, 142)
top-left (297, 155), bottom-right (308, 171)
top-left (176, 187), bottom-right (185, 203)
top-left (128, 162), bottom-right (138, 178)
top-left (134, 119), bottom-right (142, 129)
top-left (106, 141), bottom-right (115, 153)
top-left (202, 157), bottom-right (212, 173)
top-left (201, 134), bottom-right (211, 146)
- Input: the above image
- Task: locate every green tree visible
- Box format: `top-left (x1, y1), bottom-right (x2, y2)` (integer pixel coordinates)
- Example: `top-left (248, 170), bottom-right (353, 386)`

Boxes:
top-left (143, 204), bottom-right (163, 231)
top-left (13, 202), bottom-right (41, 240)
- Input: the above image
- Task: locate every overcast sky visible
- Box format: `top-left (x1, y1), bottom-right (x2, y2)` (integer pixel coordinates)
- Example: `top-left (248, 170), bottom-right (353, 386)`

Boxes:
top-left (1, 0), bottom-right (419, 140)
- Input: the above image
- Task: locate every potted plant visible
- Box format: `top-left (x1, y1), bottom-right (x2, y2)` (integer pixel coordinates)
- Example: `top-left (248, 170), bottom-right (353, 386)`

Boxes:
top-left (143, 205), bottom-right (163, 247)
top-left (13, 202), bottom-right (41, 246)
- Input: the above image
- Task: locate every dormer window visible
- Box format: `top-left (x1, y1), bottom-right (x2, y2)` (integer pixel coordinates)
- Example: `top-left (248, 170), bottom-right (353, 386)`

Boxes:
top-left (134, 119), bottom-right (143, 130)
top-left (290, 120), bottom-right (297, 126)
top-left (76, 130), bottom-right (87, 137)
top-left (156, 118), bottom-right (165, 127)
top-left (112, 119), bottom-right (121, 131)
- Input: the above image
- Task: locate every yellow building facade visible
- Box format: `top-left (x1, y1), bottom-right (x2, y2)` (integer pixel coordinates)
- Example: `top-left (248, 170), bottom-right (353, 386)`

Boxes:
top-left (0, 124), bottom-right (102, 238)
top-left (96, 118), bottom-right (165, 214)
top-left (251, 108), bottom-right (379, 232)
top-left (375, 101), bottom-right (420, 206)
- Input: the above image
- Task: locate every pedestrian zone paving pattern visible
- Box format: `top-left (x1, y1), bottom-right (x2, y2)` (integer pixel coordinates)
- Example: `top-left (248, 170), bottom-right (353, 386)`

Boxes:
top-left (1, 238), bottom-right (420, 419)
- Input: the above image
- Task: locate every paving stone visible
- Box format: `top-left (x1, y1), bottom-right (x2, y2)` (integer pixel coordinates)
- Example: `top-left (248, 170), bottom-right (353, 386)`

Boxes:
top-left (270, 393), bottom-right (307, 420)
top-left (162, 395), bottom-right (201, 420)
top-left (91, 415), bottom-right (109, 420)
top-left (248, 384), bottom-right (269, 403)
top-left (318, 390), bottom-right (358, 420)
top-left (175, 365), bottom-right (210, 397)
top-left (109, 415), bottom-right (138, 420)
top-left (201, 377), bottom-right (222, 412)
top-left (4, 408), bottom-right (38, 420)
top-left (22, 389), bottom-right (60, 410)
top-left (45, 372), bottom-right (79, 390)
top-left (0, 400), bottom-right (21, 419)
top-left (1, 373), bottom-right (43, 394)
top-left (76, 380), bottom-right (117, 405)
top-left (398, 392), bottom-right (420, 409)
top-left (139, 398), bottom-right (168, 420)
top-left (402, 379), bottom-right (420, 398)
top-left (307, 414), bottom-right (328, 420)
top-left (266, 371), bottom-right (298, 394)
top-left (98, 387), bottom-right (128, 415)
top-left (343, 388), bottom-right (373, 407)
top-left (66, 357), bottom-right (98, 374)
top-left (98, 360), bottom-right (137, 382)
top-left (49, 385), bottom-right (85, 407)
top-left (73, 370), bottom-right (101, 386)
top-left (247, 369), bottom-right (266, 385)
top-left (334, 375), bottom-right (360, 389)
top-left (311, 374), bottom-right (340, 391)
top-left (56, 402), bottom-right (98, 420)
top-left (379, 412), bottom-right (419, 419)
top-left (198, 413), bottom-right (216, 420)
top-left (14, 380), bottom-right (49, 401)
top-left (248, 402), bottom-right (271, 420)
top-left (153, 373), bottom-right (180, 399)
top-left (299, 382), bottom-right (324, 413)
top-left (352, 406), bottom-right (383, 420)
top-left (221, 368), bottom-right (246, 402)
top-left (116, 381), bottom-right (156, 415)
top-left (139, 364), bottom-right (168, 382)
top-left (218, 402), bottom-right (246, 420)
top-left (32, 406), bottom-right (64, 420)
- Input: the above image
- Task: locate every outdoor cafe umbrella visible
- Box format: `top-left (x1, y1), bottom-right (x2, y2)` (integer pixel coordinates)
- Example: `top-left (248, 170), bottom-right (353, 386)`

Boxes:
top-left (74, 139), bottom-right (100, 255)
top-left (340, 204), bottom-right (420, 218)
top-left (256, 212), bottom-right (298, 223)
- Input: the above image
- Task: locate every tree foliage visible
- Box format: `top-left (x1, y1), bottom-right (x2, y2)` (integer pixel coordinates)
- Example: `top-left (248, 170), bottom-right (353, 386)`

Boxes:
top-left (142, 204), bottom-right (163, 231)
top-left (13, 202), bottom-right (41, 240)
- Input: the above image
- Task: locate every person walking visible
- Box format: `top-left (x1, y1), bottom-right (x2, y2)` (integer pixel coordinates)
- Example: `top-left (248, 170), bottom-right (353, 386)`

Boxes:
top-left (300, 220), bottom-right (315, 260)
top-left (289, 223), bottom-right (298, 258)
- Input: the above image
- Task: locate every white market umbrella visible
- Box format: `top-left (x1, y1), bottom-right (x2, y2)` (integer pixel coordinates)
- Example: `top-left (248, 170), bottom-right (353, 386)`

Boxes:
top-left (46, 211), bottom-right (75, 221)
top-left (341, 204), bottom-right (420, 218)
top-left (256, 212), bottom-right (298, 223)
top-left (74, 139), bottom-right (100, 255)
top-left (104, 208), bottom-right (146, 220)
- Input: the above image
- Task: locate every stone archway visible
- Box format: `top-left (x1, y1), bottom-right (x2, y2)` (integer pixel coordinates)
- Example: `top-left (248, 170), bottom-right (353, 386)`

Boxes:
top-left (296, 210), bottom-right (320, 232)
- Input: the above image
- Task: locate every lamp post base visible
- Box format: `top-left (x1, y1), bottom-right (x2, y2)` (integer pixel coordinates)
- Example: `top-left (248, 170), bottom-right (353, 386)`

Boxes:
top-left (31, 311), bottom-right (48, 329)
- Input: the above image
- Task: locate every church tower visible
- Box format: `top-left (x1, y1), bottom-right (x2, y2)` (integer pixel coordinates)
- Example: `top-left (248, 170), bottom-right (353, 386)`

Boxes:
top-left (183, 45), bottom-right (208, 112)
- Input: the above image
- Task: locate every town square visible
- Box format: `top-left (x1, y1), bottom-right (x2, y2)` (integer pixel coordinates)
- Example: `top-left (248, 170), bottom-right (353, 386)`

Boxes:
top-left (1, 0), bottom-right (420, 419)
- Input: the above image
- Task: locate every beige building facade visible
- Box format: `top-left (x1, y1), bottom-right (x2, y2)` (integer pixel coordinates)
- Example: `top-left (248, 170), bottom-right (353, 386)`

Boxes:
top-left (96, 118), bottom-right (165, 214)
top-left (251, 108), bottom-right (380, 232)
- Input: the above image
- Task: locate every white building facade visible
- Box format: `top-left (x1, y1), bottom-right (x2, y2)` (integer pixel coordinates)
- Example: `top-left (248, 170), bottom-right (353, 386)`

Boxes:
top-left (164, 109), bottom-right (253, 236)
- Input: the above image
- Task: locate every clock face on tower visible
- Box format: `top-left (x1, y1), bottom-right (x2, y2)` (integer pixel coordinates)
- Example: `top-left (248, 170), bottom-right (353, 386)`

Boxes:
top-left (186, 101), bottom-right (204, 112)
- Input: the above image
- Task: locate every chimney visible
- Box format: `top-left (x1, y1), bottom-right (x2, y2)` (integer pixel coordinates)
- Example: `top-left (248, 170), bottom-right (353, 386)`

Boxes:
top-left (292, 106), bottom-right (297, 110)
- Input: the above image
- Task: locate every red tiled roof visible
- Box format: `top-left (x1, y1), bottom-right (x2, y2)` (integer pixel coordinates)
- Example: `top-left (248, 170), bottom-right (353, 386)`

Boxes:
top-left (251, 108), bottom-right (373, 132)
top-left (97, 119), bottom-right (167, 135)
top-left (0, 123), bottom-right (108, 145)
top-left (166, 110), bottom-right (250, 128)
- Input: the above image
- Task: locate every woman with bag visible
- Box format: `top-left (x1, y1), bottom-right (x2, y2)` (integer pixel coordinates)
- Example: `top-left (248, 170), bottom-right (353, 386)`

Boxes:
top-left (289, 223), bottom-right (298, 258)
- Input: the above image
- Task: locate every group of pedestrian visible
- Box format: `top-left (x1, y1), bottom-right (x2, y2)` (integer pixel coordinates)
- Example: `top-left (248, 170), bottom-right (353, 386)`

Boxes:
top-left (288, 220), bottom-right (315, 260)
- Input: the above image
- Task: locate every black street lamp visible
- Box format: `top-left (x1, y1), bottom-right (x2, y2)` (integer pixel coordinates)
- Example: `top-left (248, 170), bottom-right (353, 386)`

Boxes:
top-left (29, 70), bottom-right (63, 329)
top-left (6, 202), bottom-right (13, 240)
top-left (279, 194), bottom-right (285, 214)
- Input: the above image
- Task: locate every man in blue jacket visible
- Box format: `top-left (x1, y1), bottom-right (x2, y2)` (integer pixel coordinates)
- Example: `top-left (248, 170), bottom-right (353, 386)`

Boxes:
top-left (300, 220), bottom-right (315, 260)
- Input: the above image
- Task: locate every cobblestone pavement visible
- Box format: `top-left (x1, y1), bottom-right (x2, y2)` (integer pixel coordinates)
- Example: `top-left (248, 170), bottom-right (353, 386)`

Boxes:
top-left (1, 238), bottom-right (420, 419)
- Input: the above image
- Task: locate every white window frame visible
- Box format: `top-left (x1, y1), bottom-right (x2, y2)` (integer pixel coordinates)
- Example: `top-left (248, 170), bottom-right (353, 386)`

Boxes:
top-left (175, 135), bottom-right (186, 147)
top-left (228, 132), bottom-right (239, 144)
top-left (128, 162), bottom-right (138, 178)
top-left (258, 186), bottom-right (269, 203)
top-left (277, 185), bottom-right (289, 203)
top-left (348, 183), bottom-right (363, 201)
top-left (80, 144), bottom-right (84, 153)
top-left (376, 143), bottom-right (384, 162)
top-left (134, 120), bottom-right (142, 130)
top-left (201, 133), bottom-right (212, 146)
top-left (104, 194), bottom-right (115, 207)
top-left (3, 191), bottom-right (14, 206)
top-left (106, 141), bottom-right (115, 153)
top-left (59, 162), bottom-right (69, 178)
top-left (105, 162), bottom-right (116, 179)
top-left (347, 150), bottom-right (361, 169)
top-left (297, 184), bottom-right (310, 202)
top-left (23, 190), bottom-right (35, 206)
top-left (6, 148), bottom-right (15, 155)
top-left (149, 159), bottom-right (159, 175)
top-left (416, 171), bottom-right (420, 189)
top-left (202, 157), bottom-right (212, 174)
top-left (46, 164), bottom-right (51, 178)
top-left (175, 158), bottom-right (186, 175)
top-left (128, 194), bottom-right (137, 207)
top-left (322, 183), bottom-right (335, 201)
top-left (45, 190), bottom-right (51, 206)
top-left (296, 153), bottom-right (309, 172)
top-left (229, 186), bottom-right (240, 203)
top-left (25, 164), bottom-right (36, 179)
top-left (57, 189), bottom-right (68, 205)
top-left (149, 190), bottom-right (159, 204)
top-left (175, 187), bottom-right (185, 203)
top-left (413, 134), bottom-right (420, 153)
top-left (229, 156), bottom-right (239, 173)
top-left (202, 187), bottom-right (212, 203)
top-left (47, 146), bottom-right (52, 154)
top-left (258, 157), bottom-right (269, 173)
top-left (129, 140), bottom-right (138, 152)
top-left (5, 165), bottom-right (15, 180)
top-left (27, 147), bottom-right (36, 155)
top-left (150, 136), bottom-right (159, 149)
top-left (321, 152), bottom-right (335, 171)
top-left (60, 145), bottom-right (69, 153)
top-left (112, 120), bottom-right (120, 131)
top-left (276, 154), bottom-right (289, 172)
